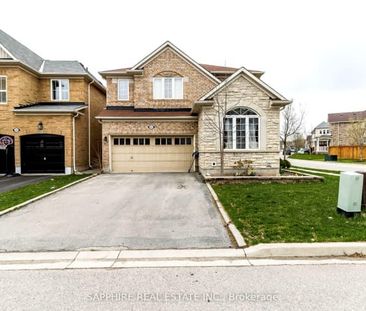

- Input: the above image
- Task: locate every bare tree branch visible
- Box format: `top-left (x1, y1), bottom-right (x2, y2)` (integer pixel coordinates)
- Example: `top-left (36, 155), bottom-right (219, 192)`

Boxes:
top-left (280, 104), bottom-right (305, 159)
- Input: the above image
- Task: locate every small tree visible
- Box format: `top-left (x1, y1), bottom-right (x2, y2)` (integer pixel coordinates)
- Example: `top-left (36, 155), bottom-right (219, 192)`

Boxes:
top-left (293, 133), bottom-right (305, 150)
top-left (348, 118), bottom-right (366, 160)
top-left (280, 104), bottom-right (305, 159)
top-left (201, 83), bottom-right (243, 175)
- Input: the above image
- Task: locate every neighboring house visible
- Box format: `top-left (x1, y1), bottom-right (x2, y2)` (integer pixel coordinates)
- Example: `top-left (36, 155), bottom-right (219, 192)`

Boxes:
top-left (328, 110), bottom-right (366, 146)
top-left (97, 42), bottom-right (291, 175)
top-left (0, 29), bottom-right (105, 175)
top-left (310, 121), bottom-right (331, 153)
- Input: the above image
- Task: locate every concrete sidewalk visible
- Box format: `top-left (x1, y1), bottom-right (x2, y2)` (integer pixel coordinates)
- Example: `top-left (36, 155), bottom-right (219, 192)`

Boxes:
top-left (289, 158), bottom-right (366, 172)
top-left (1, 242), bottom-right (366, 270)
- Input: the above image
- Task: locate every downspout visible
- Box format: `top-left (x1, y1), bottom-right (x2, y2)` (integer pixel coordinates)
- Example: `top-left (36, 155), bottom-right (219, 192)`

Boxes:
top-left (72, 111), bottom-right (83, 174)
top-left (88, 79), bottom-right (95, 168)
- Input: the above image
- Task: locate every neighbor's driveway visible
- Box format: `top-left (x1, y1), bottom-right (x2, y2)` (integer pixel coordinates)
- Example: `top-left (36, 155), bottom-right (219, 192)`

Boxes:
top-left (0, 174), bottom-right (232, 252)
top-left (0, 175), bottom-right (51, 194)
top-left (289, 159), bottom-right (366, 172)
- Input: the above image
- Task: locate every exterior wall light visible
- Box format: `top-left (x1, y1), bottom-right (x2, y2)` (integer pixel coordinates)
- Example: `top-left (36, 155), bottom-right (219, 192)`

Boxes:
top-left (37, 121), bottom-right (43, 130)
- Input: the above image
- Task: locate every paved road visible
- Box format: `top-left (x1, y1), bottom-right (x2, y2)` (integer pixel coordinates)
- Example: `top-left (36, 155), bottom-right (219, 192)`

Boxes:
top-left (1, 264), bottom-right (365, 310)
top-left (289, 158), bottom-right (366, 172)
top-left (0, 173), bottom-right (231, 251)
top-left (0, 175), bottom-right (50, 193)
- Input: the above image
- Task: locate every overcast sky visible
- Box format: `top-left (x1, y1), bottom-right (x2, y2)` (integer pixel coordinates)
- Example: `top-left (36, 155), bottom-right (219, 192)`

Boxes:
top-left (2, 0), bottom-right (365, 133)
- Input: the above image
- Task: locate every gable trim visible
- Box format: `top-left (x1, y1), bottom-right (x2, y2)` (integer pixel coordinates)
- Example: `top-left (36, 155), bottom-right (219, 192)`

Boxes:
top-left (131, 41), bottom-right (221, 84)
top-left (0, 43), bottom-right (16, 60)
top-left (200, 67), bottom-right (288, 101)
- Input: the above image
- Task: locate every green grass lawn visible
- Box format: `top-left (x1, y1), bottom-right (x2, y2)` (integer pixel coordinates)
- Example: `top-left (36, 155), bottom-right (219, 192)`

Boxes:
top-left (289, 153), bottom-right (366, 163)
top-left (213, 174), bottom-right (366, 245)
top-left (289, 154), bottom-right (325, 161)
top-left (0, 174), bottom-right (90, 212)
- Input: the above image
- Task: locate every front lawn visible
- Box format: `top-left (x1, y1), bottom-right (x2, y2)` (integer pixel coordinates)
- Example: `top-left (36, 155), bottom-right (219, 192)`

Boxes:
top-left (290, 153), bottom-right (366, 163)
top-left (0, 174), bottom-right (90, 212)
top-left (213, 174), bottom-right (366, 245)
top-left (289, 154), bottom-right (324, 161)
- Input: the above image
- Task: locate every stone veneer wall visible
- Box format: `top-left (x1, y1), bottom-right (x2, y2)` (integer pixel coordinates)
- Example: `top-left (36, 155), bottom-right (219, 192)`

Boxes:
top-left (198, 75), bottom-right (281, 176)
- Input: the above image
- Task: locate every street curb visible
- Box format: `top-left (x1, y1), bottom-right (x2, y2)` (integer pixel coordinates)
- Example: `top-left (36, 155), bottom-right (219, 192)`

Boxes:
top-left (244, 242), bottom-right (366, 258)
top-left (1, 247), bottom-right (366, 270)
top-left (206, 183), bottom-right (246, 248)
top-left (0, 173), bottom-right (98, 217)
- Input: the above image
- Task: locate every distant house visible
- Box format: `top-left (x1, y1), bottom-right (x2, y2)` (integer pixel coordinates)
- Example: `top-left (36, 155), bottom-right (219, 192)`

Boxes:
top-left (310, 121), bottom-right (331, 154)
top-left (328, 111), bottom-right (366, 146)
top-left (328, 110), bottom-right (366, 159)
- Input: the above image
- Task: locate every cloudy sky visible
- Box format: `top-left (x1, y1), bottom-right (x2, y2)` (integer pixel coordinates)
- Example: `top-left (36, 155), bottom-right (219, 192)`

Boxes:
top-left (2, 0), bottom-right (365, 132)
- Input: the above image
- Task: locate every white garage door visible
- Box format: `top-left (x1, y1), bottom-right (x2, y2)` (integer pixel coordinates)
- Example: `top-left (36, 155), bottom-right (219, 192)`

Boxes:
top-left (112, 136), bottom-right (194, 173)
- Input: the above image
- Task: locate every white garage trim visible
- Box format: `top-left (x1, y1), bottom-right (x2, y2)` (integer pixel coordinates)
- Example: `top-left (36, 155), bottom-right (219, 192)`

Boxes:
top-left (111, 136), bottom-right (194, 173)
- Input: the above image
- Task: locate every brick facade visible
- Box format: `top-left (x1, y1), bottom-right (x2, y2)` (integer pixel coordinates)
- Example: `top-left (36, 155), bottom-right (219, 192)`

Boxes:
top-left (100, 44), bottom-right (285, 176)
top-left (329, 122), bottom-right (354, 146)
top-left (105, 48), bottom-right (216, 109)
top-left (0, 66), bottom-right (105, 174)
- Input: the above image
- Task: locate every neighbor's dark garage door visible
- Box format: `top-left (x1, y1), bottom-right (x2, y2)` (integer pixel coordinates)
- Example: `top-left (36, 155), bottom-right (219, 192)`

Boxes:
top-left (21, 134), bottom-right (65, 173)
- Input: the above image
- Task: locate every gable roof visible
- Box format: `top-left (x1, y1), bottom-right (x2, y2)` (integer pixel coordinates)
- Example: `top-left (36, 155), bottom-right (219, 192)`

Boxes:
top-left (199, 67), bottom-right (289, 102)
top-left (314, 121), bottom-right (329, 129)
top-left (0, 29), bottom-right (44, 71)
top-left (130, 41), bottom-right (221, 84)
top-left (328, 110), bottom-right (366, 123)
top-left (0, 29), bottom-right (105, 92)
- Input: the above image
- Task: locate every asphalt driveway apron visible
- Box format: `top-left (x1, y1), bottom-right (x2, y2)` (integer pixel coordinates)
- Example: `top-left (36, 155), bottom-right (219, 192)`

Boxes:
top-left (0, 173), bottom-right (232, 252)
top-left (0, 175), bottom-right (51, 194)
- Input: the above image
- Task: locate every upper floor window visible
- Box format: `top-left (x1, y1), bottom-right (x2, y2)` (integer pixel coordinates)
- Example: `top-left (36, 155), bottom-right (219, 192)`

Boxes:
top-left (118, 79), bottom-right (129, 101)
top-left (224, 107), bottom-right (260, 150)
top-left (0, 76), bottom-right (6, 103)
top-left (51, 79), bottom-right (69, 101)
top-left (153, 77), bottom-right (183, 99)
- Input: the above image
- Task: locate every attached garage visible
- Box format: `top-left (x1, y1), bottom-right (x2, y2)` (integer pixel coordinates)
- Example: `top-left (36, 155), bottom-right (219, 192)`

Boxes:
top-left (21, 134), bottom-right (65, 173)
top-left (111, 136), bottom-right (194, 173)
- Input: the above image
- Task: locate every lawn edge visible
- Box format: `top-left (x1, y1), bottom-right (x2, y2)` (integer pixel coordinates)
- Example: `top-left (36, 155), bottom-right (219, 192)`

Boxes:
top-left (206, 183), bottom-right (246, 248)
top-left (0, 173), bottom-right (98, 217)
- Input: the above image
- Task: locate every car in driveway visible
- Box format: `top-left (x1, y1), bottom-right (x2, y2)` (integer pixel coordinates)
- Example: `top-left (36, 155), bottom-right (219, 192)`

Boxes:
top-left (0, 173), bottom-right (232, 252)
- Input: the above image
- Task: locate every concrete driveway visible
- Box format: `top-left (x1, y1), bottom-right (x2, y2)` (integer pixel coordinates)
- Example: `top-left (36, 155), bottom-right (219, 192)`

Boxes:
top-left (0, 174), bottom-right (232, 252)
top-left (0, 175), bottom-right (51, 194)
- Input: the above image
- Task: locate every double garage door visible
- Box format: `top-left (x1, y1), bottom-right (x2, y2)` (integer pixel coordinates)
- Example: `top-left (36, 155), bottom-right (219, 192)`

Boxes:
top-left (112, 136), bottom-right (194, 173)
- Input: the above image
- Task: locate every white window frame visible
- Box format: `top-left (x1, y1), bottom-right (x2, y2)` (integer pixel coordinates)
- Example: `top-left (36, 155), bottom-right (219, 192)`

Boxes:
top-left (153, 77), bottom-right (183, 100)
top-left (117, 79), bottom-right (129, 101)
top-left (0, 76), bottom-right (7, 104)
top-left (51, 79), bottom-right (69, 101)
top-left (224, 112), bottom-right (260, 151)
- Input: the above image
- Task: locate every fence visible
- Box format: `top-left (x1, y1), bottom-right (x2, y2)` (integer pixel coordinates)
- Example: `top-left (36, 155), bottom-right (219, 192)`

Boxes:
top-left (329, 146), bottom-right (366, 160)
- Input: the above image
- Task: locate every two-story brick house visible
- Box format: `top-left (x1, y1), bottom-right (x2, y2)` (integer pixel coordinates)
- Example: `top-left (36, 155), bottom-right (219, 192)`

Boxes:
top-left (0, 29), bottom-right (105, 174)
top-left (97, 42), bottom-right (291, 175)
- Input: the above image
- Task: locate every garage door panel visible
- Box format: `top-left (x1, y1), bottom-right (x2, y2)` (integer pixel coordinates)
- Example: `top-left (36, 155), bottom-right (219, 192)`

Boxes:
top-left (111, 136), bottom-right (194, 173)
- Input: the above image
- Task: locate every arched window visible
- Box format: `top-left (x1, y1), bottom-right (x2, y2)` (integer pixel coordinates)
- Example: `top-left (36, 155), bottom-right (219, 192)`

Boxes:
top-left (224, 107), bottom-right (260, 150)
